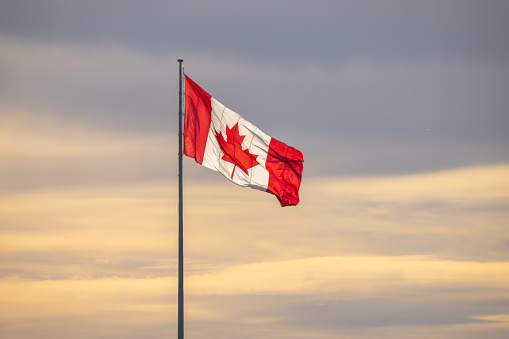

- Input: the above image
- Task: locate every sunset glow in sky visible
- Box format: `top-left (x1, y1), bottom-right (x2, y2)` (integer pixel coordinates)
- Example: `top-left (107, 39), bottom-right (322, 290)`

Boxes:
top-left (1, 1), bottom-right (509, 338)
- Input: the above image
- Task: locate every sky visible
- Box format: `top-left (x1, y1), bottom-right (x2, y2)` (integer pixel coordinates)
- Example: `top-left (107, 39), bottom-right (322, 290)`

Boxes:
top-left (1, 0), bottom-right (509, 338)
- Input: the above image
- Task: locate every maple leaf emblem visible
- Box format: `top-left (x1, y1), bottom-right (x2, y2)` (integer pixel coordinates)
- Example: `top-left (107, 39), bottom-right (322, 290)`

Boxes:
top-left (215, 123), bottom-right (259, 179)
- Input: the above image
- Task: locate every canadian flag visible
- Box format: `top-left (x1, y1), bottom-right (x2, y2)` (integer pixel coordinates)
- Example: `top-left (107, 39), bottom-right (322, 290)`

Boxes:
top-left (184, 75), bottom-right (304, 207)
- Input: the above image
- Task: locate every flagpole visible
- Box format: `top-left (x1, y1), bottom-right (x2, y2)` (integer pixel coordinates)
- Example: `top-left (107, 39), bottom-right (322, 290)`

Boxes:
top-left (177, 59), bottom-right (184, 339)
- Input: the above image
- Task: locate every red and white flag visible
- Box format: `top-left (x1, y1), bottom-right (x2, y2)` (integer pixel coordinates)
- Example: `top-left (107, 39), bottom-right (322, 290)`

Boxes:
top-left (184, 75), bottom-right (304, 207)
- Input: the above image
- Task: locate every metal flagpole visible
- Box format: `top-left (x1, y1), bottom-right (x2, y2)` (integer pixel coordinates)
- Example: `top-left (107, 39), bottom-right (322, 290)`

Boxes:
top-left (177, 59), bottom-right (184, 339)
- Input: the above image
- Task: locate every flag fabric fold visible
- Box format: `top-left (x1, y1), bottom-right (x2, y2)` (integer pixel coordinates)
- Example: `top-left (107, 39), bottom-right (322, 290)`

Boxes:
top-left (184, 75), bottom-right (304, 207)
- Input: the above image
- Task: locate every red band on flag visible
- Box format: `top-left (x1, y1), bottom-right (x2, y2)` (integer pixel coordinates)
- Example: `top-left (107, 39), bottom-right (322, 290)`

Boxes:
top-left (184, 75), bottom-right (212, 164)
top-left (266, 138), bottom-right (304, 206)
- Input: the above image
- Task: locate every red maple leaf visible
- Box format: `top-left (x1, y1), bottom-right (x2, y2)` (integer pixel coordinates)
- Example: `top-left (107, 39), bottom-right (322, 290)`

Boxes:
top-left (215, 123), bottom-right (259, 179)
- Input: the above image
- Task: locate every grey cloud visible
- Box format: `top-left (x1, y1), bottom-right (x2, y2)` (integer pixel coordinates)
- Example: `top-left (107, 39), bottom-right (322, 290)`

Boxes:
top-left (0, 152), bottom-right (173, 193)
top-left (2, 7), bottom-right (509, 178)
top-left (1, 252), bottom-right (176, 280)
top-left (1, 0), bottom-right (508, 65)
top-left (181, 293), bottom-right (509, 338)
top-left (275, 294), bottom-right (509, 330)
top-left (0, 36), bottom-right (177, 134)
top-left (0, 316), bottom-right (175, 339)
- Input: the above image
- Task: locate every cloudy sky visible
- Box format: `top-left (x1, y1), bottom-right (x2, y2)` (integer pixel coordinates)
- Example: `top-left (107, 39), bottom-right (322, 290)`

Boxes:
top-left (1, 1), bottom-right (509, 338)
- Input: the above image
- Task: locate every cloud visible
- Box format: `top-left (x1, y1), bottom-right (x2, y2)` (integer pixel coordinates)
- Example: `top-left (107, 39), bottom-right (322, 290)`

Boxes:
top-left (2, 163), bottom-right (508, 271)
top-left (2, 33), bottom-right (508, 178)
top-left (0, 106), bottom-right (171, 158)
top-left (1, 255), bottom-right (508, 338)
top-left (2, 0), bottom-right (508, 64)
top-left (0, 104), bottom-right (175, 192)
top-left (184, 256), bottom-right (509, 295)
top-left (1, 163), bottom-right (508, 338)
top-left (2, 162), bottom-right (508, 274)
top-left (0, 35), bottom-right (177, 133)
